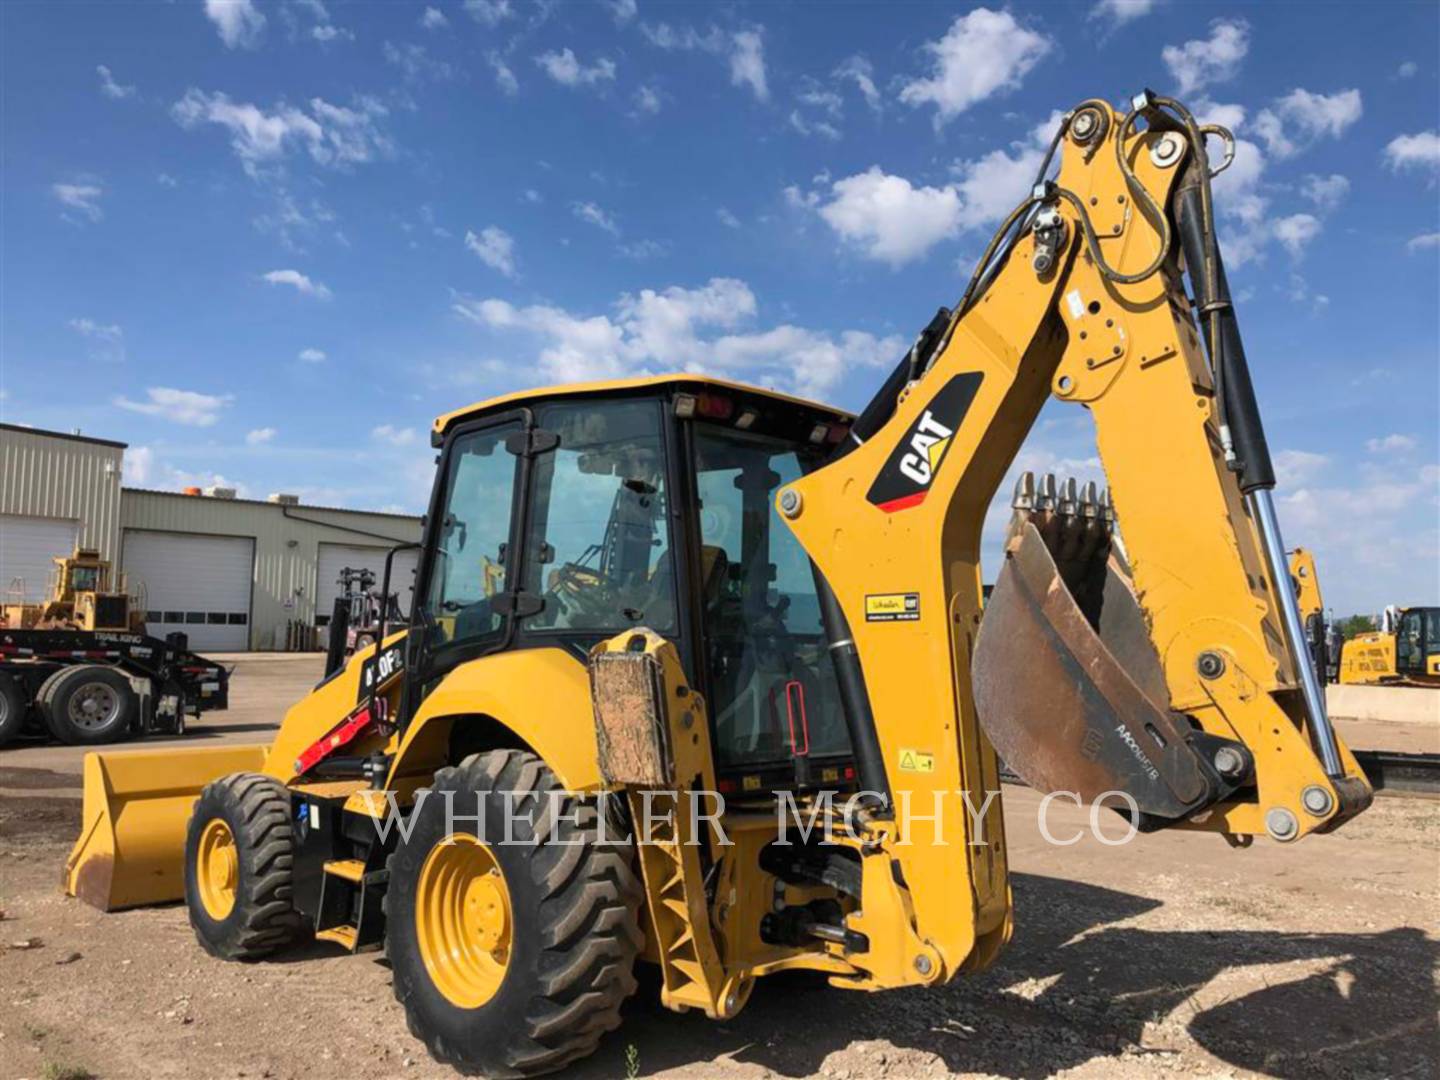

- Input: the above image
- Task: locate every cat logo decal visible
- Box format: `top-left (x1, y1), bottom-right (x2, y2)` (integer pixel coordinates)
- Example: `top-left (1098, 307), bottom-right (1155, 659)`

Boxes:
top-left (866, 372), bottom-right (983, 513)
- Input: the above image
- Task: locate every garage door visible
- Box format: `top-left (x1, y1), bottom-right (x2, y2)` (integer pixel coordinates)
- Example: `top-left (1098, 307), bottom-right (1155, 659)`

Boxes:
top-left (315, 543), bottom-right (419, 628)
top-left (123, 530), bottom-right (254, 651)
top-left (0, 515), bottom-right (79, 603)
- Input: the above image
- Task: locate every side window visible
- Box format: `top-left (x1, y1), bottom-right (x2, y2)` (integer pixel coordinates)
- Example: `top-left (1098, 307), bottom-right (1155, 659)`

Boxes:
top-left (1398, 611), bottom-right (1423, 669)
top-left (420, 425), bottom-right (519, 650)
top-left (522, 400), bottom-right (675, 633)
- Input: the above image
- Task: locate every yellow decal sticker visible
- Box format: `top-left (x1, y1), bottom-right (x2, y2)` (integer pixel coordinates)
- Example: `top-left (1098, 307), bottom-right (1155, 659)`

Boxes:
top-left (865, 592), bottom-right (920, 622)
top-left (898, 748), bottom-right (935, 773)
top-left (821, 767), bottom-right (840, 783)
top-left (742, 775), bottom-right (762, 792)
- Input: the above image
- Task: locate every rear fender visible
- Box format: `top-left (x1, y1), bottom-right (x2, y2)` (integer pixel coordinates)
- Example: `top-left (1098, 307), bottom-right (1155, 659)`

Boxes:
top-left (388, 647), bottom-right (602, 793)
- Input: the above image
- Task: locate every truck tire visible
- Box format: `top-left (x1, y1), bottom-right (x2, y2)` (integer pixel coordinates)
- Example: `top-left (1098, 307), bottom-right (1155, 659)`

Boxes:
top-left (0, 673), bottom-right (25, 747)
top-left (385, 750), bottom-right (643, 1078)
top-left (39, 665), bottom-right (137, 745)
top-left (184, 772), bottom-right (306, 961)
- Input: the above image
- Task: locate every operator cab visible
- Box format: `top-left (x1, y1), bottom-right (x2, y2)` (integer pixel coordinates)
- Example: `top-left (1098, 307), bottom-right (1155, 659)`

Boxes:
top-left (411, 377), bottom-right (857, 793)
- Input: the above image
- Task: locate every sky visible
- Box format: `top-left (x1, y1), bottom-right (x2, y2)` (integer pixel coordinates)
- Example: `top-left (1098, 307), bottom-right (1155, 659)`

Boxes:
top-left (1, 0), bottom-right (1437, 617)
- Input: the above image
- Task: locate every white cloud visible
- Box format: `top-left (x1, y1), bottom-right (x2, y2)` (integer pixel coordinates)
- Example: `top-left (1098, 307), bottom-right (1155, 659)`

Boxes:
top-left (463, 0), bottom-right (513, 25)
top-left (115, 387), bottom-right (232, 427)
top-left (454, 277), bottom-right (902, 398)
top-left (810, 167), bottom-right (962, 266)
top-left (1384, 130), bottom-right (1440, 173)
top-left (420, 6), bottom-right (448, 29)
top-left (535, 48), bottom-right (615, 87)
top-left (789, 110), bottom-right (840, 141)
top-left (204, 0), bottom-right (266, 49)
top-left (245, 427), bottom-right (276, 445)
top-left (633, 85), bottom-right (662, 114)
top-left (899, 8), bottom-right (1050, 126)
top-left (572, 201), bottom-right (619, 235)
top-left (465, 226), bottom-right (517, 277)
top-left (69, 318), bottom-right (123, 343)
top-left (157, 172), bottom-right (179, 188)
top-left (1300, 173), bottom-right (1350, 212)
top-left (1161, 18), bottom-right (1249, 96)
top-left (522, 188), bottom-right (542, 204)
top-left (1274, 448), bottom-right (1330, 487)
top-left (607, 0), bottom-right (638, 23)
top-left (52, 180), bottom-right (103, 223)
top-left (263, 269), bottom-right (332, 299)
top-left (123, 446), bottom-right (154, 486)
top-left (638, 21), bottom-right (769, 103)
top-left (172, 90), bottom-right (390, 175)
top-left (1090, 0), bottom-right (1155, 25)
top-left (1406, 232), bottom-right (1440, 253)
top-left (716, 207), bottom-right (741, 229)
top-left (1272, 213), bottom-right (1321, 258)
top-left (834, 55), bottom-right (880, 111)
top-left (384, 41), bottom-right (456, 82)
top-left (298, 347), bottom-right (327, 362)
top-left (97, 65), bottom-right (135, 100)
top-left (488, 53), bottom-right (519, 96)
top-left (372, 424), bottom-right (419, 446)
top-left (1253, 88), bottom-right (1362, 159)
top-left (950, 112), bottom-right (1065, 230)
top-left (729, 30), bottom-right (768, 102)
top-left (1367, 434), bottom-right (1417, 454)
top-left (1397, 60), bottom-right (1418, 79)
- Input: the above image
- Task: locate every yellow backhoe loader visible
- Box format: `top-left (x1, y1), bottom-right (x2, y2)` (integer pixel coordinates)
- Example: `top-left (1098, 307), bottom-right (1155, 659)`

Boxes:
top-left (65, 92), bottom-right (1373, 1076)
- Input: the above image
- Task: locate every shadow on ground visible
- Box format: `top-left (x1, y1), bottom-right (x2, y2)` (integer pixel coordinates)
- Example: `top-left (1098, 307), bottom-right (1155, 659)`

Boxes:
top-left (569, 873), bottom-right (1438, 1079)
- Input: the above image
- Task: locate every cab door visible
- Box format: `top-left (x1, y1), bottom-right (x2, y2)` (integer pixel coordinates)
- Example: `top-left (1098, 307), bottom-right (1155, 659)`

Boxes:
top-left (405, 412), bottom-right (528, 705)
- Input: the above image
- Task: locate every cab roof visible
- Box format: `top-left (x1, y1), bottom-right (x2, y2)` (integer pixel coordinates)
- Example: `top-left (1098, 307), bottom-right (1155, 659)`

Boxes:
top-left (432, 373), bottom-right (852, 439)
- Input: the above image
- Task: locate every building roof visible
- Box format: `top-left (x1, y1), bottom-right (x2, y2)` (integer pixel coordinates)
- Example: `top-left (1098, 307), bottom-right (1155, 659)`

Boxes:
top-left (0, 422), bottom-right (127, 450)
top-left (122, 487), bottom-right (421, 521)
top-left (432, 373), bottom-right (852, 438)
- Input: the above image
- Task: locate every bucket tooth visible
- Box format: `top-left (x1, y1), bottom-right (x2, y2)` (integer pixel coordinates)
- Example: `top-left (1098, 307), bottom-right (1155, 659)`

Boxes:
top-left (1037, 473), bottom-right (1058, 512)
top-left (1058, 477), bottom-right (1078, 519)
top-left (1080, 481), bottom-right (1099, 519)
top-left (1012, 471), bottom-right (1036, 511)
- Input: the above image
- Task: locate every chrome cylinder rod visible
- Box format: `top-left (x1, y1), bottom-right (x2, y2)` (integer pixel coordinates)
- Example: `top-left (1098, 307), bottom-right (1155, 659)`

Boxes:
top-left (1250, 488), bottom-right (1343, 777)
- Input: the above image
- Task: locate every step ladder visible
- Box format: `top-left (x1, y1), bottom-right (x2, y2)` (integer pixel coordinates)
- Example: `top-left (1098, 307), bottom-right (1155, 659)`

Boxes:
top-left (314, 856), bottom-right (387, 951)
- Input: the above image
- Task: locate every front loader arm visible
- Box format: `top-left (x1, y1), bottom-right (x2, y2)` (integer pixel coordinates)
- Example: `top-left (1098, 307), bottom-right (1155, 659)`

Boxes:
top-left (778, 94), bottom-right (1371, 984)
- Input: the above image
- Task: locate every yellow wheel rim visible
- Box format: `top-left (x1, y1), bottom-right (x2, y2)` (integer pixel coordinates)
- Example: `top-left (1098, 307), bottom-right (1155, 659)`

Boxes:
top-left (415, 834), bottom-right (513, 1008)
top-left (196, 818), bottom-right (238, 921)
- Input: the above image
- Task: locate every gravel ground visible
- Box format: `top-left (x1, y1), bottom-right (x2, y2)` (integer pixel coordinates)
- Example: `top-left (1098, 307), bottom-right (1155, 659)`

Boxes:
top-left (0, 656), bottom-right (1435, 1080)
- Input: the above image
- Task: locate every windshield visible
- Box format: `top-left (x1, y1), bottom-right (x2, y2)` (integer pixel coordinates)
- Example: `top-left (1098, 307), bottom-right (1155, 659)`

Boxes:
top-left (692, 423), bottom-right (851, 771)
top-left (69, 566), bottom-right (100, 592)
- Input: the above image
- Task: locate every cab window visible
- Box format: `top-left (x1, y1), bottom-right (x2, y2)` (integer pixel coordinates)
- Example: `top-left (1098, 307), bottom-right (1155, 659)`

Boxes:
top-left (521, 400), bottom-right (676, 634)
top-left (418, 423), bottom-right (520, 651)
top-left (691, 423), bottom-right (849, 771)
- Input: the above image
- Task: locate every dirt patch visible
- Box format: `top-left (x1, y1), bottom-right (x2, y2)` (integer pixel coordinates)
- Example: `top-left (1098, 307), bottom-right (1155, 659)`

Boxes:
top-left (0, 786), bottom-right (1434, 1080)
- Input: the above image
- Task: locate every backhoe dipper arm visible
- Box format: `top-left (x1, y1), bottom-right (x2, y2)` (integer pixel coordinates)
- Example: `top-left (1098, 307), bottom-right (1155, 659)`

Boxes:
top-left (778, 93), bottom-right (1372, 985)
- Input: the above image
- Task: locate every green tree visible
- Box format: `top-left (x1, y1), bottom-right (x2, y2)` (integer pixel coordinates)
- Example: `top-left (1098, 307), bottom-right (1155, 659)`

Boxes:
top-left (1334, 614), bottom-right (1376, 639)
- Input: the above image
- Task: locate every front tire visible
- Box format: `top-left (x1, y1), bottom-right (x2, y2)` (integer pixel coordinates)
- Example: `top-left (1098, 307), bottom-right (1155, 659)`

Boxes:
top-left (385, 750), bottom-right (643, 1078)
top-left (184, 773), bottom-right (306, 960)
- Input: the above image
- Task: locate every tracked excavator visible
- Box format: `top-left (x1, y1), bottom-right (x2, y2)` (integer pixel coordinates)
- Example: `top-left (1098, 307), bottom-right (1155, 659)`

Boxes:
top-left (64, 92), bottom-right (1373, 1076)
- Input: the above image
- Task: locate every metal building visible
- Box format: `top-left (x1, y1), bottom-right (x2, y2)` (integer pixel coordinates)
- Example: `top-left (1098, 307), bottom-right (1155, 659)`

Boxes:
top-left (1, 424), bottom-right (422, 651)
top-left (1, 424), bottom-right (125, 602)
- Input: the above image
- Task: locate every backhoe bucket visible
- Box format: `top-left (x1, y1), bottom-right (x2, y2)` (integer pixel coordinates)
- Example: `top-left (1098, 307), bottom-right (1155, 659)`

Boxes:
top-left (974, 474), bottom-right (1233, 823)
top-left (64, 743), bottom-right (269, 911)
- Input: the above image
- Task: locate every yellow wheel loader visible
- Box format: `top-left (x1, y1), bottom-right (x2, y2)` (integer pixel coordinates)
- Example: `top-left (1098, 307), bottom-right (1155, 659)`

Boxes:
top-left (65, 92), bottom-right (1374, 1076)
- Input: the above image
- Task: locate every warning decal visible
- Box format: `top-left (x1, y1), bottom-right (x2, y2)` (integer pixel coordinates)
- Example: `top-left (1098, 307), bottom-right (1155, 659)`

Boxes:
top-left (865, 592), bottom-right (920, 622)
top-left (898, 748), bottom-right (935, 773)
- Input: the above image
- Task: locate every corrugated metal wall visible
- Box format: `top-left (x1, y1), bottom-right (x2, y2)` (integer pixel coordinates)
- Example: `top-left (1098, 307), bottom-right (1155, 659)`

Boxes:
top-left (120, 489), bottom-right (422, 649)
top-left (0, 426), bottom-right (123, 561)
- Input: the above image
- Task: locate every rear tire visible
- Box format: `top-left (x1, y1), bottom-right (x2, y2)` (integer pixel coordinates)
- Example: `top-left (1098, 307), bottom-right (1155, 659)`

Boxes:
top-left (0, 673), bottom-right (25, 747)
top-left (39, 665), bottom-right (136, 745)
top-left (184, 772), bottom-right (306, 961)
top-left (385, 749), bottom-right (643, 1078)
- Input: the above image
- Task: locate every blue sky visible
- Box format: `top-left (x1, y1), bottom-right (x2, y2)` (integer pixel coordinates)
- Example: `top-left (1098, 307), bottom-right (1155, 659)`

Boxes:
top-left (2, 0), bottom-right (1437, 615)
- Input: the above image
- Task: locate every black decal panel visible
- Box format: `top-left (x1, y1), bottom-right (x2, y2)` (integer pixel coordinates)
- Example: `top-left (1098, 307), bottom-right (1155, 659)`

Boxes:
top-left (865, 373), bottom-right (984, 513)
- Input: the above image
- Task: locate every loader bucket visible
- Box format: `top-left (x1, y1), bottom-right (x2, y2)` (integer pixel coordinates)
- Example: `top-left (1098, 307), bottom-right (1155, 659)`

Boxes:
top-left (974, 475), bottom-right (1232, 823)
top-left (64, 743), bottom-right (269, 911)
